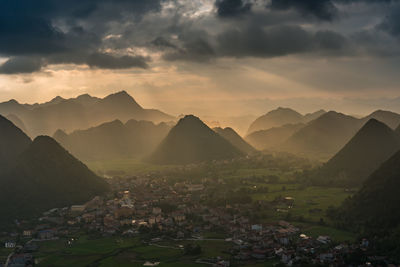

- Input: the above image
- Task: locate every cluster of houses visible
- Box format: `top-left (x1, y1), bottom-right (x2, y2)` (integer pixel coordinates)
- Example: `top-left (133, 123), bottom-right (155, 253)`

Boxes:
top-left (0, 175), bottom-right (393, 266)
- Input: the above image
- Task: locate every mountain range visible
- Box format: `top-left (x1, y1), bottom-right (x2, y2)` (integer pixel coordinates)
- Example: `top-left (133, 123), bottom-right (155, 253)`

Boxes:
top-left (279, 111), bottom-right (363, 158)
top-left (362, 110), bottom-right (400, 129)
top-left (0, 115), bottom-right (109, 223)
top-left (148, 115), bottom-right (244, 164)
top-left (246, 108), bottom-right (400, 159)
top-left (0, 91), bottom-right (174, 137)
top-left (54, 119), bottom-right (171, 160)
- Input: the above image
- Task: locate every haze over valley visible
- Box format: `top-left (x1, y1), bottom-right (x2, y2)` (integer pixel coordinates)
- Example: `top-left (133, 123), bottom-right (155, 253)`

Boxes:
top-left (2, 0), bottom-right (400, 266)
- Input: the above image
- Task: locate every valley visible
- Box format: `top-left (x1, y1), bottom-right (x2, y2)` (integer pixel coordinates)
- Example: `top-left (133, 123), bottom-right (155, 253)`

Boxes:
top-left (1, 92), bottom-right (400, 266)
top-left (1, 157), bottom-right (360, 266)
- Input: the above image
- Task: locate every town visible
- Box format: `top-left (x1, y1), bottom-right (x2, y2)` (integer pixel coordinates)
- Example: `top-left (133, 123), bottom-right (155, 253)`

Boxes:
top-left (0, 169), bottom-right (391, 267)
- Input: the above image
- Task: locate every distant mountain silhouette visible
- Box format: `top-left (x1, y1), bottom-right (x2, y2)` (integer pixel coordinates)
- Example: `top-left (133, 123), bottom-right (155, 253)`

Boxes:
top-left (362, 110), bottom-right (400, 129)
top-left (148, 115), bottom-right (244, 164)
top-left (304, 109), bottom-right (327, 122)
top-left (54, 119), bottom-right (171, 160)
top-left (247, 108), bottom-right (326, 134)
top-left (248, 107), bottom-right (304, 134)
top-left (280, 111), bottom-right (363, 158)
top-left (213, 127), bottom-right (256, 154)
top-left (316, 119), bottom-right (400, 186)
top-left (0, 115), bottom-right (31, 172)
top-left (0, 91), bottom-right (174, 137)
top-left (245, 123), bottom-right (305, 151)
top-left (0, 99), bottom-right (28, 116)
top-left (338, 149), bottom-right (400, 231)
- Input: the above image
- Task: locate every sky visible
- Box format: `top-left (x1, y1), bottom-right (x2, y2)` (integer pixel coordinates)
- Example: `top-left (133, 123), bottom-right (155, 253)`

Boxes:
top-left (1, 0), bottom-right (400, 117)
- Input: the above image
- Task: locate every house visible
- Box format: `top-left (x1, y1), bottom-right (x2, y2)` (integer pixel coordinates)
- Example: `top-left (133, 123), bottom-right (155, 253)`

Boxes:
top-left (215, 260), bottom-right (230, 266)
top-left (138, 221), bottom-right (148, 227)
top-left (317, 236), bottom-right (331, 244)
top-left (251, 224), bottom-right (262, 232)
top-left (103, 215), bottom-right (118, 228)
top-left (143, 262), bottom-right (160, 266)
top-left (284, 197), bottom-right (295, 207)
top-left (38, 229), bottom-right (56, 240)
top-left (148, 217), bottom-right (156, 225)
top-left (173, 214), bottom-right (186, 222)
top-left (114, 207), bottom-right (134, 219)
top-left (281, 253), bottom-right (292, 264)
top-left (82, 213), bottom-right (95, 223)
top-left (278, 221), bottom-right (291, 227)
top-left (5, 241), bottom-right (16, 248)
top-left (23, 230), bottom-right (33, 237)
top-left (186, 184), bottom-right (204, 192)
top-left (276, 234), bottom-right (289, 245)
top-left (152, 207), bottom-right (162, 215)
top-left (120, 219), bottom-right (132, 226)
top-left (252, 250), bottom-right (266, 259)
top-left (85, 196), bottom-right (103, 210)
top-left (319, 253), bottom-right (334, 262)
top-left (361, 238), bottom-right (369, 248)
top-left (70, 205), bottom-right (86, 213)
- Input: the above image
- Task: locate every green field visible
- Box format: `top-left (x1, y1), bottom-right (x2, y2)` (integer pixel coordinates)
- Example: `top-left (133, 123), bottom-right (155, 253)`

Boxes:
top-left (0, 247), bottom-right (13, 263)
top-left (34, 157), bottom-right (357, 266)
top-left (299, 224), bottom-right (356, 242)
top-left (34, 236), bottom-right (234, 266)
top-left (84, 156), bottom-right (304, 180)
top-left (252, 185), bottom-right (351, 221)
top-left (85, 158), bottom-right (177, 176)
top-left (35, 236), bottom-right (140, 266)
top-left (248, 184), bottom-right (356, 242)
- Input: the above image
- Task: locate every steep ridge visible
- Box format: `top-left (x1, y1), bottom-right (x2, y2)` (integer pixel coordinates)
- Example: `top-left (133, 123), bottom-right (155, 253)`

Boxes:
top-left (0, 136), bottom-right (109, 222)
top-left (316, 119), bottom-right (400, 186)
top-left (214, 127), bottom-right (256, 154)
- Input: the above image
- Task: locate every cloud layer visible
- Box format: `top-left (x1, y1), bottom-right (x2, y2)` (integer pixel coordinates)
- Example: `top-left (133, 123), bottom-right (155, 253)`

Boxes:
top-left (1, 0), bottom-right (400, 74)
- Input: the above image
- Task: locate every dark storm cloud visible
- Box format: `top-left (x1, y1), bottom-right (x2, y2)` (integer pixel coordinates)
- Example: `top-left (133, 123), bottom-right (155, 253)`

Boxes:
top-left (377, 4), bottom-right (400, 36)
top-left (164, 38), bottom-right (216, 62)
top-left (0, 15), bottom-right (65, 55)
top-left (86, 53), bottom-right (149, 69)
top-left (217, 25), bottom-right (314, 57)
top-left (315, 30), bottom-right (348, 51)
top-left (160, 23), bottom-right (352, 62)
top-left (336, 0), bottom-right (396, 3)
top-left (0, 0), bottom-right (163, 73)
top-left (269, 0), bottom-right (338, 21)
top-left (163, 30), bottom-right (216, 62)
top-left (0, 0), bottom-right (399, 74)
top-left (151, 37), bottom-right (178, 50)
top-left (215, 0), bottom-right (252, 17)
top-left (216, 25), bottom-right (351, 58)
top-left (0, 57), bottom-right (44, 74)
top-left (0, 0), bottom-right (163, 22)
